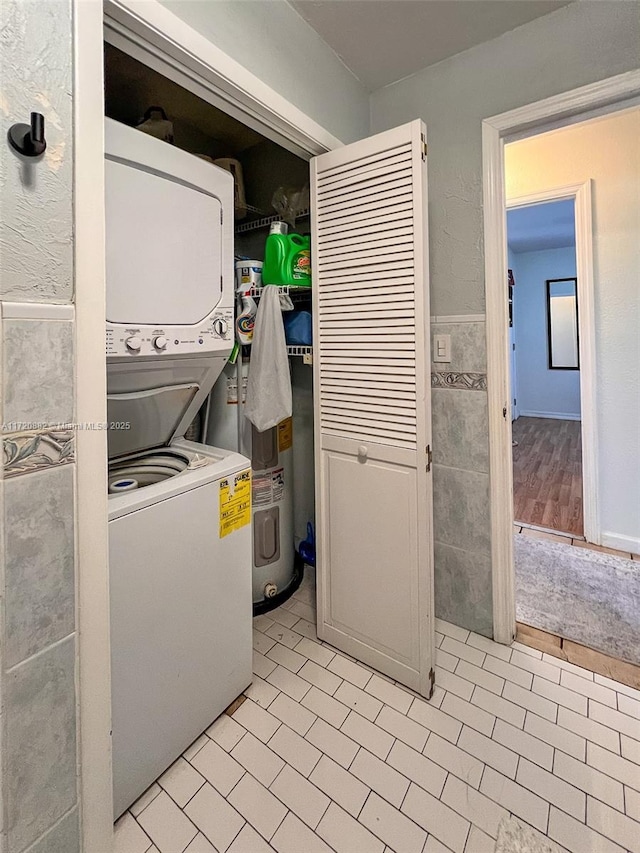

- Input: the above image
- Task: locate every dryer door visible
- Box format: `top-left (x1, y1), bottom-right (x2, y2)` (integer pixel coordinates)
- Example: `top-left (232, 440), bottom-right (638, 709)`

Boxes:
top-left (105, 158), bottom-right (223, 326)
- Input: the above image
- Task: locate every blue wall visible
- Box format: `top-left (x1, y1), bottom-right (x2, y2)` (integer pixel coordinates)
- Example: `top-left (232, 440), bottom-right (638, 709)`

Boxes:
top-left (511, 246), bottom-right (580, 419)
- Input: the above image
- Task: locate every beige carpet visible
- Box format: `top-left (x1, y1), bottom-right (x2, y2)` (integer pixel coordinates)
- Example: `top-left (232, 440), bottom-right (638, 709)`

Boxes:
top-left (515, 534), bottom-right (640, 664)
top-left (495, 816), bottom-right (564, 853)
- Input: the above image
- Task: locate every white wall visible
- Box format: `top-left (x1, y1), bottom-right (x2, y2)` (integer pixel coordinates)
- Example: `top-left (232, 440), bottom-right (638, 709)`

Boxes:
top-left (158, 0), bottom-right (369, 144)
top-left (510, 245), bottom-right (580, 419)
top-left (506, 108), bottom-right (640, 552)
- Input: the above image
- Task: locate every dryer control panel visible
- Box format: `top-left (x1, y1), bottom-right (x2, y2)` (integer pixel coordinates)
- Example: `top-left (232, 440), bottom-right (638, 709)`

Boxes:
top-left (106, 307), bottom-right (233, 358)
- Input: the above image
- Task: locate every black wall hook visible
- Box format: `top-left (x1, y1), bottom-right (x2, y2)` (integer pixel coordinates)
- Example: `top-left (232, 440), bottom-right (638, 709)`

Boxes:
top-left (8, 112), bottom-right (47, 157)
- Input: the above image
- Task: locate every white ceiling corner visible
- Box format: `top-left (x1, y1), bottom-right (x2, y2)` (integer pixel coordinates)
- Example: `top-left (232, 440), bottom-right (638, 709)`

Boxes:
top-left (289, 0), bottom-right (573, 91)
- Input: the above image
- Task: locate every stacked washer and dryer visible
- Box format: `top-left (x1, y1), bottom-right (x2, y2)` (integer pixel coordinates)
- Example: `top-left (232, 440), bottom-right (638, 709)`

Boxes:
top-left (104, 119), bottom-right (252, 818)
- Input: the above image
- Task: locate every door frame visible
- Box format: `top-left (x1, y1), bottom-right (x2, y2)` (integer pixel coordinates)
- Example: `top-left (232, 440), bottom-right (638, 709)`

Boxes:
top-left (103, 0), bottom-right (342, 158)
top-left (506, 183), bottom-right (597, 540)
top-left (77, 0), bottom-right (340, 846)
top-left (483, 69), bottom-right (640, 644)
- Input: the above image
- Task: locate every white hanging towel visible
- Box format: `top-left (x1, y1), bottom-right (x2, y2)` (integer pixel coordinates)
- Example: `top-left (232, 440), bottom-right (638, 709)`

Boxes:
top-left (244, 285), bottom-right (292, 432)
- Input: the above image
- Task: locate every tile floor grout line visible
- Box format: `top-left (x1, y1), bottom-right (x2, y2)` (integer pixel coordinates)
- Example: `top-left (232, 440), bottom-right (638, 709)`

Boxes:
top-left (354, 788), bottom-right (373, 824)
top-left (265, 764), bottom-right (316, 833)
top-left (224, 768), bottom-right (247, 802)
top-left (268, 804), bottom-right (291, 846)
top-left (120, 597), bottom-right (640, 853)
top-left (222, 819), bottom-right (246, 853)
top-left (359, 780), bottom-right (443, 852)
top-left (585, 792), bottom-right (640, 850)
top-left (314, 795), bottom-right (332, 835)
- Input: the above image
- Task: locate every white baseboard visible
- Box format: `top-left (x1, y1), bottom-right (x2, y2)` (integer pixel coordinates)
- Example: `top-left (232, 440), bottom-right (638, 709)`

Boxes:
top-left (600, 531), bottom-right (640, 556)
top-left (518, 410), bottom-right (581, 421)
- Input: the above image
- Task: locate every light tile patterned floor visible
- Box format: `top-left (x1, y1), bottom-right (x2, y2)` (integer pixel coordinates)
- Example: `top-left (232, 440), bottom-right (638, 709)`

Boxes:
top-left (115, 571), bottom-right (640, 853)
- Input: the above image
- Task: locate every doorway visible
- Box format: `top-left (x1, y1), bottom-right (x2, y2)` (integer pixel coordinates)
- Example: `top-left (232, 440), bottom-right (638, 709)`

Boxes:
top-left (506, 198), bottom-right (583, 538)
top-left (485, 89), bottom-right (640, 677)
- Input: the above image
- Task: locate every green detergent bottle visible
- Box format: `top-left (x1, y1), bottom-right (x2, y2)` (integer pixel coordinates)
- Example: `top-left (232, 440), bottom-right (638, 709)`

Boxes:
top-left (262, 221), bottom-right (312, 287)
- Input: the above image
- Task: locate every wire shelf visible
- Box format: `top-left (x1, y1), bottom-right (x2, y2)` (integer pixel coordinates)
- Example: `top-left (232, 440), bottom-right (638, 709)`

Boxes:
top-left (234, 209), bottom-right (311, 235)
top-left (286, 346), bottom-right (313, 363)
top-left (247, 285), bottom-right (312, 301)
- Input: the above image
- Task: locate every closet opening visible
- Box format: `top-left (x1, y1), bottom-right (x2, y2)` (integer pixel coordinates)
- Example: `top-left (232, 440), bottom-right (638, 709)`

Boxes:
top-left (104, 41), bottom-right (316, 613)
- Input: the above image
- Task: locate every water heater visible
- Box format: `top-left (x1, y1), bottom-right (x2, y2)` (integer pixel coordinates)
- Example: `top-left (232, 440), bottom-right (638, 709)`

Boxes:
top-left (207, 360), bottom-right (298, 609)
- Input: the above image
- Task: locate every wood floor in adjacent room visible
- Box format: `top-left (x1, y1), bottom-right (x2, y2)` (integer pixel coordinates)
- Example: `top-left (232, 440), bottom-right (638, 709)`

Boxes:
top-left (512, 416), bottom-right (583, 536)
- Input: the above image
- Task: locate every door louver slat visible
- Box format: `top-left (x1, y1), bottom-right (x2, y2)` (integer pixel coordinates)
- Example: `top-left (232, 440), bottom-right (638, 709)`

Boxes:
top-left (317, 150), bottom-right (412, 189)
top-left (322, 386), bottom-right (416, 401)
top-left (317, 142), bottom-right (413, 180)
top-left (322, 393), bottom-right (416, 410)
top-left (317, 171), bottom-right (413, 207)
top-left (318, 168), bottom-right (411, 208)
top-left (317, 191), bottom-right (412, 221)
top-left (317, 240), bottom-right (414, 263)
top-left (319, 320), bottom-right (413, 329)
top-left (319, 253), bottom-right (414, 273)
top-left (318, 227), bottom-right (414, 253)
top-left (320, 293), bottom-right (414, 303)
top-left (317, 207), bottom-right (413, 238)
top-left (320, 376), bottom-right (416, 391)
top-left (319, 281), bottom-right (410, 294)
top-left (320, 262), bottom-right (412, 282)
top-left (319, 282), bottom-right (415, 298)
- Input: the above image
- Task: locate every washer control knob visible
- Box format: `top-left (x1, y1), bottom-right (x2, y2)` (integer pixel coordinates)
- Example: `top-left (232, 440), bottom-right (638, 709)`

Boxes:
top-left (153, 335), bottom-right (168, 350)
top-left (213, 318), bottom-right (228, 337)
top-left (125, 335), bottom-right (142, 352)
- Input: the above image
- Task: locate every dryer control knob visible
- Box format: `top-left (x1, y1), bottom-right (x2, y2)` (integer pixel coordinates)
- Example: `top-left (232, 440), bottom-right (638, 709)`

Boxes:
top-left (125, 335), bottom-right (142, 353)
top-left (153, 335), bottom-right (168, 350)
top-left (213, 318), bottom-right (228, 337)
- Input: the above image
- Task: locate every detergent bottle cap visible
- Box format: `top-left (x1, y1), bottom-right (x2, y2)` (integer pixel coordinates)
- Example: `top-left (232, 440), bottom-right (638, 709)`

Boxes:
top-left (269, 221), bottom-right (289, 235)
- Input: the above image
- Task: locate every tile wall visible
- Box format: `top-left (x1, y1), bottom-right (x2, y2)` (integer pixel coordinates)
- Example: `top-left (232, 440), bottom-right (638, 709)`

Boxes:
top-left (430, 318), bottom-right (492, 637)
top-left (0, 1), bottom-right (79, 850)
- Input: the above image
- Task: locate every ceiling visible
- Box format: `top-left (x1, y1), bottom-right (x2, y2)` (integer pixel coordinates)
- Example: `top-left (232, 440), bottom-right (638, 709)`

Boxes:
top-left (507, 199), bottom-right (575, 253)
top-left (289, 0), bottom-right (572, 91)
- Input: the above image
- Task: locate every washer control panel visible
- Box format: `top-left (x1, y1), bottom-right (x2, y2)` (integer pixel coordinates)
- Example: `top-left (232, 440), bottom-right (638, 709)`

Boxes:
top-left (106, 308), bottom-right (233, 357)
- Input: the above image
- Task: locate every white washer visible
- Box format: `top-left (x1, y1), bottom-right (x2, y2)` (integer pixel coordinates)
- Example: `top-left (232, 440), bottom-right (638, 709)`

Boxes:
top-left (105, 119), bottom-right (252, 817)
top-left (108, 440), bottom-right (251, 818)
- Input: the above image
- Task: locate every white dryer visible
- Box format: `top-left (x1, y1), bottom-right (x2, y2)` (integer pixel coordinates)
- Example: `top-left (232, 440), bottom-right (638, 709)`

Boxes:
top-left (104, 119), bottom-right (252, 818)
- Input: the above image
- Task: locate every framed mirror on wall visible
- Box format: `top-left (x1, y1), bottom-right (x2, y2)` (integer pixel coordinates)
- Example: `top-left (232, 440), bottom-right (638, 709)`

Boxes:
top-left (547, 277), bottom-right (579, 369)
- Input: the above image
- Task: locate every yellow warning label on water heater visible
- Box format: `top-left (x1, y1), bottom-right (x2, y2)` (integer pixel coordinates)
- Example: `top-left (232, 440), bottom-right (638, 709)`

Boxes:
top-left (278, 417), bottom-right (293, 452)
top-left (219, 469), bottom-right (251, 538)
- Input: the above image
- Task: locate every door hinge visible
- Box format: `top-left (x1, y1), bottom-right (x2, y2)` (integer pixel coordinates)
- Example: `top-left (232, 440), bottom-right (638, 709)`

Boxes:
top-left (513, 398), bottom-right (517, 406)
top-left (220, 209), bottom-right (223, 225)
top-left (421, 133), bottom-right (427, 161)
top-left (428, 667), bottom-right (435, 700)
top-left (426, 444), bottom-right (432, 472)
top-left (503, 406), bottom-right (507, 419)
top-left (512, 343), bottom-right (516, 351)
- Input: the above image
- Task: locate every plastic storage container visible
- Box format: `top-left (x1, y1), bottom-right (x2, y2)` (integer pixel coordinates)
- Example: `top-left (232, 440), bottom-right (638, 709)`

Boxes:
top-left (262, 222), bottom-right (311, 287)
top-left (235, 260), bottom-right (263, 292)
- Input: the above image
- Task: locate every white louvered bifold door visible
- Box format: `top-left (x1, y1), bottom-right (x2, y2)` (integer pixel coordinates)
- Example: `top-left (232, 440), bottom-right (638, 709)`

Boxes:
top-left (311, 120), bottom-right (434, 697)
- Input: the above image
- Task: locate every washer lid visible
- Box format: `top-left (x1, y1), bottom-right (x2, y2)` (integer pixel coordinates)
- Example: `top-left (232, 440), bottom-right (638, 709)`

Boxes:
top-left (107, 383), bottom-right (199, 459)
